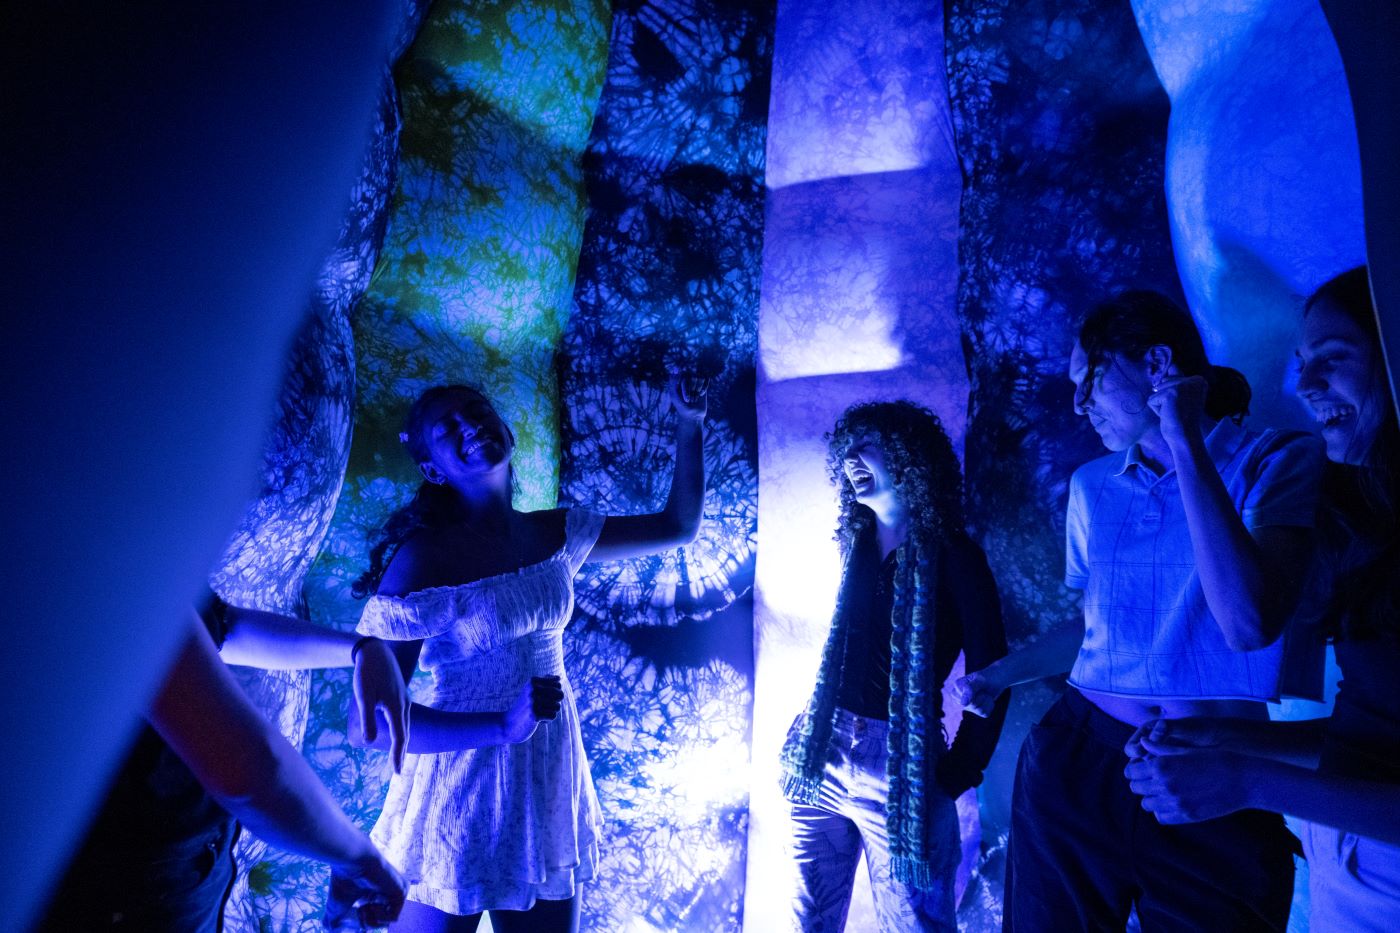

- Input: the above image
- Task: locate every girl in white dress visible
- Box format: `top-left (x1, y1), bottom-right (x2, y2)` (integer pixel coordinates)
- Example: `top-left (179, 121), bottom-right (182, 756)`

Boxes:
top-left (350, 375), bottom-right (707, 933)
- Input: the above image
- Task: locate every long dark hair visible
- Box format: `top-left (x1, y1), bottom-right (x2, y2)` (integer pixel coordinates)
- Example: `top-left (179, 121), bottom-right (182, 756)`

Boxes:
top-left (1079, 290), bottom-right (1252, 423)
top-left (351, 385), bottom-right (505, 599)
top-left (825, 400), bottom-right (966, 557)
top-left (1306, 267), bottom-right (1399, 639)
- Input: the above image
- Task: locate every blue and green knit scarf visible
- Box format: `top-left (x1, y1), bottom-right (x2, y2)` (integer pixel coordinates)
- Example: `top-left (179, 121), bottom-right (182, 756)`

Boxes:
top-left (779, 526), bottom-right (943, 889)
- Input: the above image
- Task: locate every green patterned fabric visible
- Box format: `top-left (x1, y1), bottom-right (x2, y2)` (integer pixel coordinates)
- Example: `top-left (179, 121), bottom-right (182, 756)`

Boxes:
top-left (295, 0), bottom-right (610, 928)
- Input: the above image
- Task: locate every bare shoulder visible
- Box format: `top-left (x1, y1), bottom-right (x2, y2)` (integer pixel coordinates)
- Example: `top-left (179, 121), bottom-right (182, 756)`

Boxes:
top-left (377, 528), bottom-right (454, 597)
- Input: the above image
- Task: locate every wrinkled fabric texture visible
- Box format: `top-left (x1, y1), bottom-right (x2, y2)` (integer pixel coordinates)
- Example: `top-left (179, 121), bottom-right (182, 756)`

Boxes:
top-left (1304, 822), bottom-right (1400, 932)
top-left (787, 709), bottom-right (958, 933)
top-left (357, 509), bottom-right (605, 915)
top-left (1066, 422), bottom-right (1323, 700)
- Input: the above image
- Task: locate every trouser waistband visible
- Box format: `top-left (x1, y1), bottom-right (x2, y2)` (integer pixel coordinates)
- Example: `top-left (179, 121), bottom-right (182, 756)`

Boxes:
top-left (1055, 687), bottom-right (1137, 749)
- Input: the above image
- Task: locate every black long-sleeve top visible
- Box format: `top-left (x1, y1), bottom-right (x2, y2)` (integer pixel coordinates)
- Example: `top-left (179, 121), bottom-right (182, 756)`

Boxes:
top-left (835, 526), bottom-right (1009, 797)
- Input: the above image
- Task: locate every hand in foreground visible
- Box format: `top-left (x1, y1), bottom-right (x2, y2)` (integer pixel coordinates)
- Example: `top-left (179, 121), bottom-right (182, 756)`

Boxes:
top-left (1124, 749), bottom-right (1253, 824)
top-left (349, 638), bottom-right (410, 772)
top-left (1124, 716), bottom-right (1232, 760)
top-left (951, 670), bottom-right (1004, 719)
top-left (668, 372), bottom-right (708, 422)
top-left (1146, 373), bottom-right (1208, 452)
top-left (502, 675), bottom-right (565, 745)
top-left (324, 849), bottom-right (407, 931)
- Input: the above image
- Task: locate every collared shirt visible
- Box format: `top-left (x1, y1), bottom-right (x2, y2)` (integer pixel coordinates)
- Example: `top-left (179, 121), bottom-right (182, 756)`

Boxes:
top-left (1066, 420), bottom-right (1323, 701)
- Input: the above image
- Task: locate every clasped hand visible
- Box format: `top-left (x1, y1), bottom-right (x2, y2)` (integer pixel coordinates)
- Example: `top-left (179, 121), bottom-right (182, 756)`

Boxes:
top-left (503, 675), bottom-right (565, 744)
top-left (668, 372), bottom-right (708, 422)
top-left (1122, 717), bottom-right (1249, 824)
top-left (951, 670), bottom-right (1003, 719)
top-left (323, 850), bottom-right (407, 932)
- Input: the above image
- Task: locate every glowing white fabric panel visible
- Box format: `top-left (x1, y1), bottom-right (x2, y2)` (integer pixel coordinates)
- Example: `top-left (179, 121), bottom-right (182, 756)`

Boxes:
top-left (748, 1), bottom-right (968, 929)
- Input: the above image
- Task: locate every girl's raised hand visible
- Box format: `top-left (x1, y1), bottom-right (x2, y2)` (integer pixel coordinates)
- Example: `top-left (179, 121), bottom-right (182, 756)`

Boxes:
top-left (669, 372), bottom-right (708, 422)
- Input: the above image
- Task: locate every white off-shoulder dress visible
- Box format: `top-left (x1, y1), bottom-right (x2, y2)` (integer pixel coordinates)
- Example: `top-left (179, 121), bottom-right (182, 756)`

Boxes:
top-left (356, 508), bottom-right (605, 915)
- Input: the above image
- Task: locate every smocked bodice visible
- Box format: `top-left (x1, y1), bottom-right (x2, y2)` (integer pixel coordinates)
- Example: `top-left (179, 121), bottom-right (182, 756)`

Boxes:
top-left (357, 508), bottom-right (604, 708)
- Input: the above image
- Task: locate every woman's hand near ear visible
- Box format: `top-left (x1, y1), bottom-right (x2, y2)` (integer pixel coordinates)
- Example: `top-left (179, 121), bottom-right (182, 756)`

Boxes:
top-left (1147, 374), bottom-right (1209, 454)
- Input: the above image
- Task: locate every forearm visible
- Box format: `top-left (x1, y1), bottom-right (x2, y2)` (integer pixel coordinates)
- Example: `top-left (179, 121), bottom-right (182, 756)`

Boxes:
top-left (1173, 442), bottom-right (1280, 650)
top-left (219, 604), bottom-right (358, 669)
top-left (1228, 716), bottom-right (1326, 768)
top-left (152, 619), bottom-right (376, 871)
top-left (982, 622), bottom-right (1083, 691)
top-left (1247, 758), bottom-right (1400, 846)
top-left (588, 415), bottom-right (706, 561)
top-left (662, 414), bottom-right (705, 543)
top-left (214, 734), bottom-right (377, 870)
top-left (399, 703), bottom-right (507, 753)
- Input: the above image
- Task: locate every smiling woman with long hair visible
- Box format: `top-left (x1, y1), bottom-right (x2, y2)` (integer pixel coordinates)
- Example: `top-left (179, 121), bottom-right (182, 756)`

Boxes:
top-left (1124, 267), bottom-right (1400, 930)
top-left (779, 400), bottom-right (1007, 932)
top-left (351, 376), bottom-right (708, 933)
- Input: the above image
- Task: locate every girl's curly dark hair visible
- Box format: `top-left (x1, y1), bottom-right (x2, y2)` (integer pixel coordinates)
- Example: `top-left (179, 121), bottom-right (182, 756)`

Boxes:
top-left (825, 400), bottom-right (965, 555)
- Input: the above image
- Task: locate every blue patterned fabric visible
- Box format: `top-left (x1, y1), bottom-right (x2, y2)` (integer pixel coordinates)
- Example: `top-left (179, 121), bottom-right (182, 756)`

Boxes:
top-left (557, 2), bottom-right (774, 929)
top-left (942, 0), bottom-right (1183, 922)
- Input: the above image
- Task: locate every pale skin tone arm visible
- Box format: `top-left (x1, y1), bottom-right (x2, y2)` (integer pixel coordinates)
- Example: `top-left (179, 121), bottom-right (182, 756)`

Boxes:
top-left (1123, 719), bottom-right (1400, 846)
top-left (953, 614), bottom-right (1084, 718)
top-left (213, 597), bottom-right (410, 773)
top-left (352, 675), bottom-right (565, 753)
top-left (154, 611), bottom-right (406, 928)
top-left (1148, 364), bottom-right (1312, 651)
top-left (587, 374), bottom-right (708, 562)
top-left (356, 544), bottom-right (565, 754)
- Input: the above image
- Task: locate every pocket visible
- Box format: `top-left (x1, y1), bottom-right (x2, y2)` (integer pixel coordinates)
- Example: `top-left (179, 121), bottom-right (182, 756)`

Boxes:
top-left (147, 830), bottom-right (231, 901)
top-left (1349, 834), bottom-right (1400, 898)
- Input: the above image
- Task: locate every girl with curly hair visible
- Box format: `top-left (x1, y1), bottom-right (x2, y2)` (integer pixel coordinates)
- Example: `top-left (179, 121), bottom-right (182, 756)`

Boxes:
top-left (780, 400), bottom-right (1008, 932)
